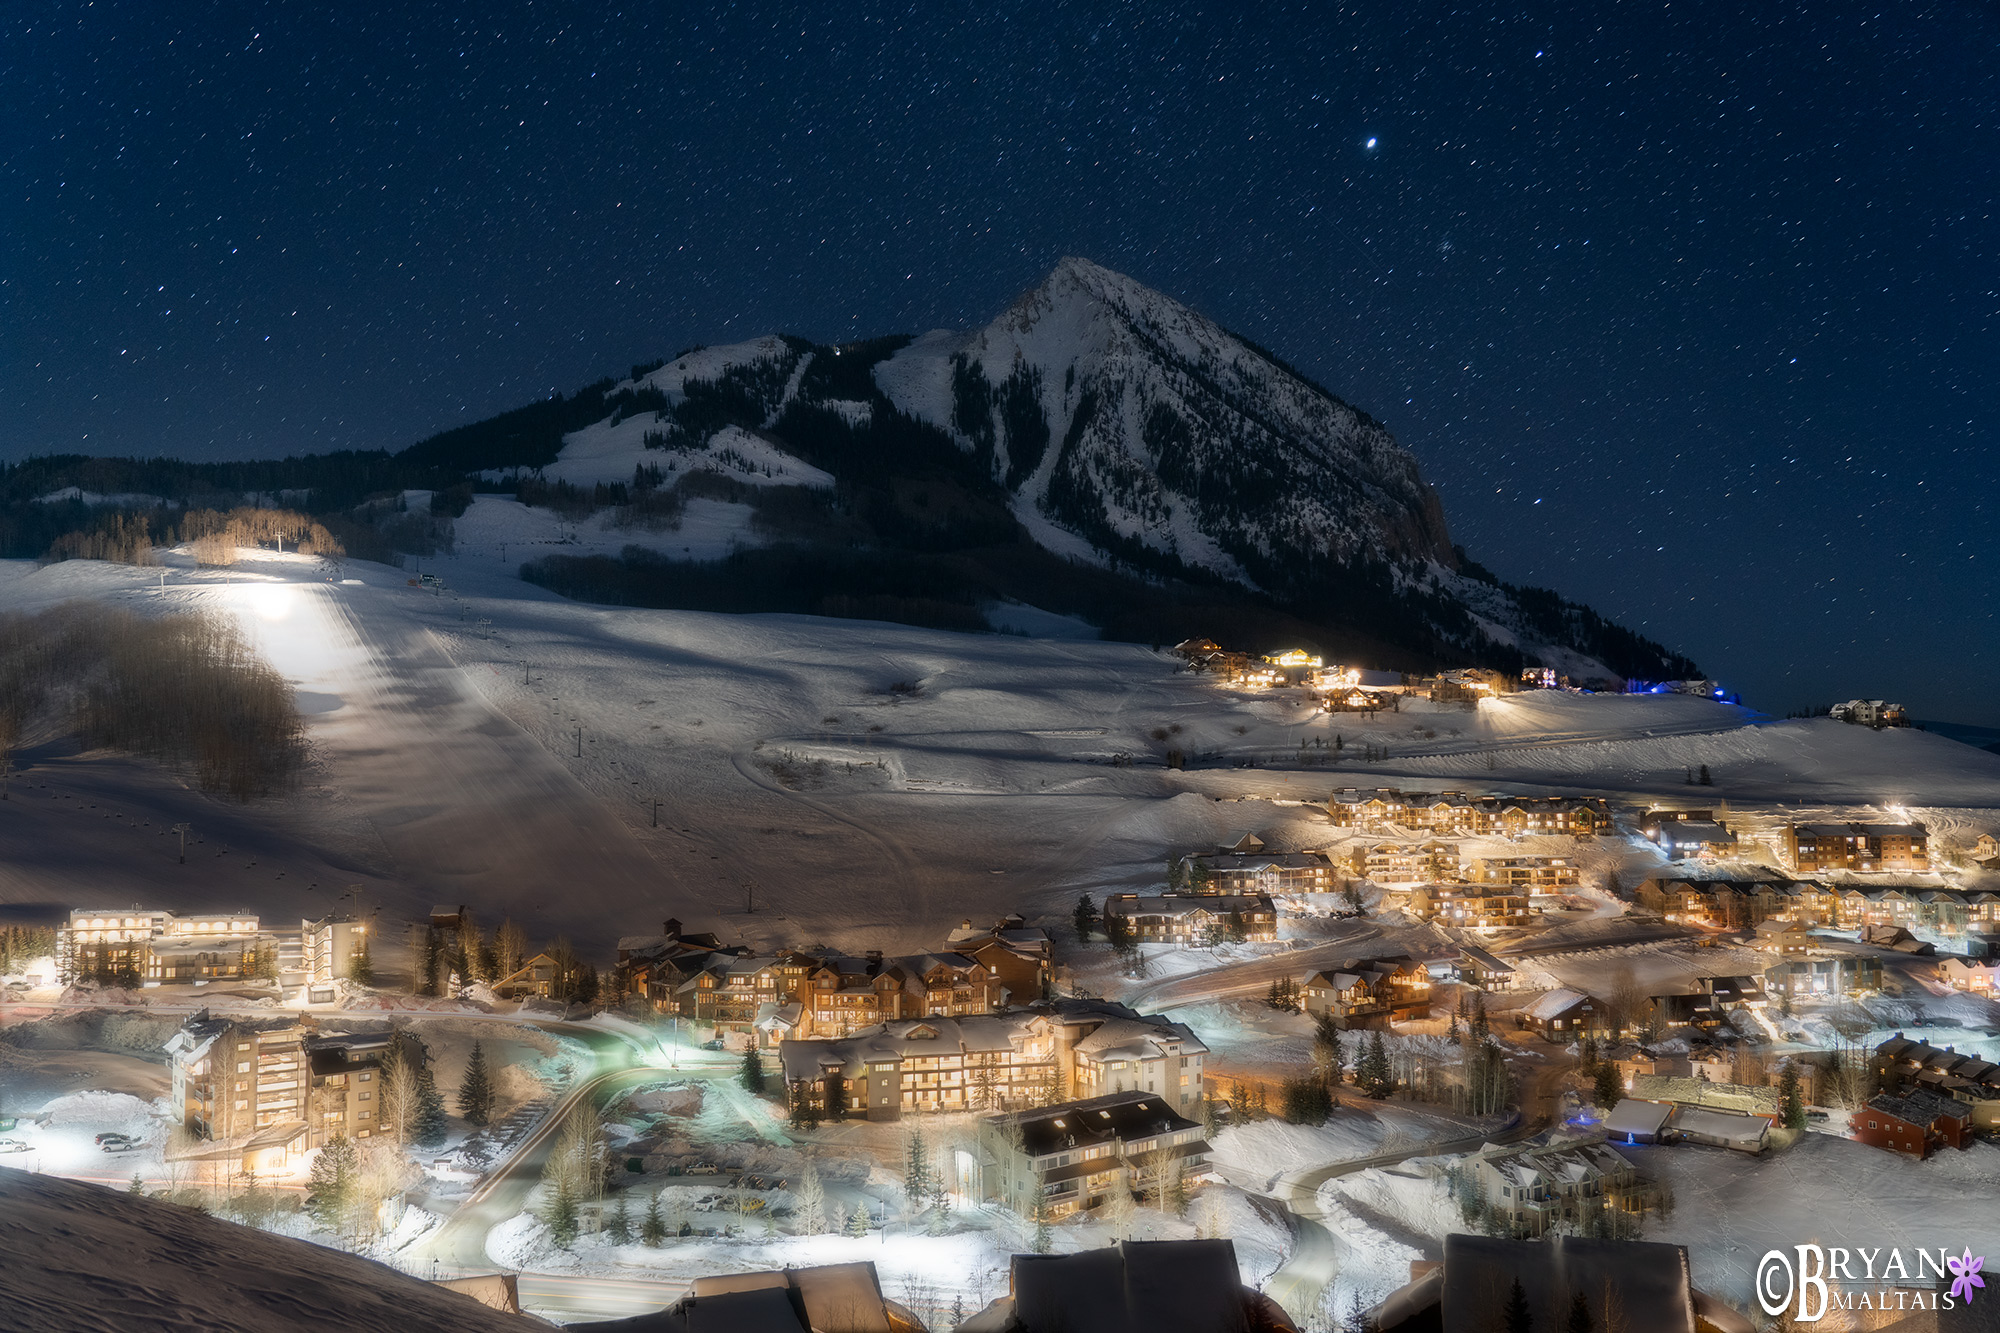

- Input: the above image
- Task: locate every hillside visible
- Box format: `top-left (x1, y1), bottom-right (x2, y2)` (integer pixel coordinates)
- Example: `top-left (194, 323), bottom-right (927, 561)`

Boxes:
top-left (0, 1166), bottom-right (537, 1333)
top-left (1, 260), bottom-right (1698, 684)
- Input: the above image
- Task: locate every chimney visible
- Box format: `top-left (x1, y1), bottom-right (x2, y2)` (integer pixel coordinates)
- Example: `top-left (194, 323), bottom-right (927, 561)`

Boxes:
top-left (663, 918), bottom-right (682, 940)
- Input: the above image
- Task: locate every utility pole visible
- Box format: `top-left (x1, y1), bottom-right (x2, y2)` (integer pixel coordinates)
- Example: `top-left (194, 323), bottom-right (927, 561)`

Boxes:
top-left (171, 823), bottom-right (192, 864)
top-left (523, 661), bottom-right (530, 685)
top-left (651, 798), bottom-right (661, 828)
top-left (743, 880), bottom-right (757, 915)
top-left (574, 727), bottom-right (583, 758)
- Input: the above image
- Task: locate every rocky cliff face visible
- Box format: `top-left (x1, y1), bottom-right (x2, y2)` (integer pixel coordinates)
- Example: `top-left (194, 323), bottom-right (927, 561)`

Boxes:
top-left (871, 257), bottom-right (1455, 590)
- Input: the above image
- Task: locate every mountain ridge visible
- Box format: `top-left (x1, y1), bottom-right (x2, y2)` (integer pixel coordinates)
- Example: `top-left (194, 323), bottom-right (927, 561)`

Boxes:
top-left (0, 260), bottom-right (1699, 686)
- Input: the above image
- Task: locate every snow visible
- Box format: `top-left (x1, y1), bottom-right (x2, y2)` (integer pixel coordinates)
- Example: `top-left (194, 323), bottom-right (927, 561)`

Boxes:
top-left (1210, 1108), bottom-right (1475, 1192)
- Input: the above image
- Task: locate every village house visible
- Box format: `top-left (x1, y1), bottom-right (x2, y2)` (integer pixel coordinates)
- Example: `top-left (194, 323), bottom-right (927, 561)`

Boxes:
top-left (1781, 822), bottom-right (1930, 873)
top-left (1763, 952), bottom-right (1881, 999)
top-left (1652, 819), bottom-right (1738, 860)
top-left (1855, 1090), bottom-right (1972, 1159)
top-left (1470, 1138), bottom-right (1652, 1236)
top-left (1938, 956), bottom-right (2000, 994)
top-left (1354, 841), bottom-right (1459, 886)
top-left (1518, 989), bottom-right (1613, 1040)
top-left (1830, 699), bottom-right (1910, 728)
top-left (944, 916), bottom-right (1054, 1003)
top-left (1102, 892), bottom-right (1278, 944)
top-left (1177, 850), bottom-right (1334, 896)
top-left (1406, 882), bottom-right (1532, 932)
top-left (1649, 976), bottom-right (1767, 1031)
top-left (1299, 956), bottom-right (1432, 1027)
top-left (977, 1091), bottom-right (1209, 1218)
top-left (1752, 918), bottom-right (1815, 953)
top-left (1454, 944), bottom-right (1519, 991)
top-left (492, 952), bottom-right (563, 1001)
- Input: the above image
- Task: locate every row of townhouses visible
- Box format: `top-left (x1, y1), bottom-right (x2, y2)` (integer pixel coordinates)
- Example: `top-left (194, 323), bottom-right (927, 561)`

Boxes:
top-left (612, 917), bottom-right (1054, 1047)
top-left (1641, 874), bottom-right (1984, 935)
top-left (1175, 843), bottom-right (1584, 896)
top-left (1101, 893), bottom-right (1279, 945)
top-left (777, 999), bottom-right (1207, 1122)
top-left (1326, 789), bottom-right (1615, 837)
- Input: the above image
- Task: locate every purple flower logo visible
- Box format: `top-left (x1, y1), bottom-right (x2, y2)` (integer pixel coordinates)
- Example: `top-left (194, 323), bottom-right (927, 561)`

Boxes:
top-left (1949, 1249), bottom-right (1986, 1304)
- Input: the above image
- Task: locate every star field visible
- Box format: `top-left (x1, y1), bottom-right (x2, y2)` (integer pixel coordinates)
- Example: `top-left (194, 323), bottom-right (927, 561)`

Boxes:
top-left (4, 2), bottom-right (1996, 722)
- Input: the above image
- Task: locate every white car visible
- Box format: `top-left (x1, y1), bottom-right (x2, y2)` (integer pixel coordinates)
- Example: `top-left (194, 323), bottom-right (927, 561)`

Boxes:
top-left (0, 1139), bottom-right (30, 1154)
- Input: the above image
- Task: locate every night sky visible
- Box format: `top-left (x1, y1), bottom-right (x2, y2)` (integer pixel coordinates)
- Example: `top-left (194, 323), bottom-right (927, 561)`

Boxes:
top-left (6, 3), bottom-right (1996, 724)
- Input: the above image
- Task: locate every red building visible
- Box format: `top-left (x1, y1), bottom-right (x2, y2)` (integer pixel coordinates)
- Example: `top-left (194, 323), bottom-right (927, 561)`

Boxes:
top-left (1855, 1091), bottom-right (1972, 1159)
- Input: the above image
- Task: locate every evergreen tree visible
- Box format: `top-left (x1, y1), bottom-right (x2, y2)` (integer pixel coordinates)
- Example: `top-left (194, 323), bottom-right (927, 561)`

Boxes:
top-left (1031, 1197), bottom-right (1053, 1252)
top-left (544, 1175), bottom-right (579, 1248)
top-left (129, 1172), bottom-right (145, 1194)
top-left (1504, 1276), bottom-right (1533, 1333)
top-left (458, 1041), bottom-right (495, 1127)
top-left (1311, 1013), bottom-right (1345, 1084)
top-left (1566, 1292), bottom-right (1593, 1333)
top-left (419, 926), bottom-right (445, 997)
top-left (346, 934), bottom-right (373, 986)
top-left (1580, 1036), bottom-right (1599, 1072)
top-left (641, 1192), bottom-right (668, 1246)
top-left (1779, 1061), bottom-right (1807, 1130)
top-left (1072, 893), bottom-right (1099, 944)
top-left (1359, 1031), bottom-right (1394, 1099)
top-left (414, 1062), bottom-right (448, 1148)
top-left (845, 1198), bottom-right (871, 1237)
top-left (902, 1127), bottom-right (932, 1207)
top-left (307, 1136), bottom-right (358, 1232)
top-left (1698, 764), bottom-right (1713, 786)
top-left (1593, 1061), bottom-right (1623, 1112)
top-left (606, 1191), bottom-right (632, 1244)
top-left (1447, 1011), bottom-right (1461, 1045)
top-left (738, 1046), bottom-right (767, 1096)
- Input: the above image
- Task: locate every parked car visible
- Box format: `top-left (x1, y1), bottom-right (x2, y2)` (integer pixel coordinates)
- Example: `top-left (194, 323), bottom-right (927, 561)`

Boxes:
top-left (0, 1139), bottom-right (30, 1154)
top-left (700, 1038), bottom-right (725, 1051)
top-left (100, 1140), bottom-right (139, 1154)
top-left (95, 1132), bottom-right (134, 1145)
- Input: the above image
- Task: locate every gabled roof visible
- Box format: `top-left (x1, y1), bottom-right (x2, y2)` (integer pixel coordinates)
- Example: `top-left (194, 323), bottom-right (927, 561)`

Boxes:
top-left (1524, 988), bottom-right (1595, 1021)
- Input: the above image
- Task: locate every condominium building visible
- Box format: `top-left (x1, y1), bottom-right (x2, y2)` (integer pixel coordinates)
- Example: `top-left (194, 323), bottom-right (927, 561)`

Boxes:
top-left (165, 1013), bottom-right (423, 1148)
top-left (57, 907), bottom-right (274, 985)
top-left (1102, 893), bottom-right (1278, 944)
top-left (1406, 882), bottom-right (1532, 932)
top-left (1781, 823), bottom-right (1930, 874)
top-left (778, 1001), bottom-right (1207, 1122)
top-left (977, 1091), bottom-right (1210, 1217)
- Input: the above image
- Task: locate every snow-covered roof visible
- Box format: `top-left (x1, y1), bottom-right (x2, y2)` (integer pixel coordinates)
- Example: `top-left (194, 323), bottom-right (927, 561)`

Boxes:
top-left (1601, 1099), bottom-right (1674, 1138)
top-left (1524, 988), bottom-right (1593, 1021)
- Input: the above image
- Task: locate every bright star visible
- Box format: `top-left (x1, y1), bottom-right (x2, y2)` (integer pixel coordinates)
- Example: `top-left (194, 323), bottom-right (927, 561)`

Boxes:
top-left (1365, 137), bottom-right (1378, 149)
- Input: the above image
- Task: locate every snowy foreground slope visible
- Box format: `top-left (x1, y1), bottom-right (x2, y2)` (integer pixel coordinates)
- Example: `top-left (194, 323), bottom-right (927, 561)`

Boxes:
top-left (3, 550), bottom-right (1997, 963)
top-left (0, 1167), bottom-right (535, 1333)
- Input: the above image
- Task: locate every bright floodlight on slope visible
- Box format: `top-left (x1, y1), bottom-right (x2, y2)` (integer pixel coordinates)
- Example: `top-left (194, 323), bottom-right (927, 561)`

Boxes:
top-left (233, 583), bottom-right (295, 622)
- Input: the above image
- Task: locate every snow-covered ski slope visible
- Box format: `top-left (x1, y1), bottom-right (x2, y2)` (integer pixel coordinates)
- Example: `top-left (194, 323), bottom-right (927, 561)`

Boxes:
top-left (2, 552), bottom-right (1997, 957)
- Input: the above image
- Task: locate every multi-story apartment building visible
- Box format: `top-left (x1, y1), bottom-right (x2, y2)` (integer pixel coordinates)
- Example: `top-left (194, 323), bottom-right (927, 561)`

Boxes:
top-left (778, 1001), bottom-right (1206, 1122)
top-left (1175, 851), bottom-right (1333, 896)
top-left (1406, 882), bottom-right (1532, 932)
top-left (978, 1091), bottom-right (1210, 1218)
top-left (1763, 953), bottom-right (1881, 999)
top-left (1354, 841), bottom-right (1458, 886)
top-left (1464, 856), bottom-right (1581, 893)
top-left (1102, 893), bottom-right (1278, 944)
top-left (58, 908), bottom-right (275, 985)
top-left (299, 915), bottom-right (366, 985)
top-left (1781, 823), bottom-right (1930, 874)
top-left (166, 1014), bottom-right (424, 1148)
top-left (943, 916), bottom-right (1054, 1004)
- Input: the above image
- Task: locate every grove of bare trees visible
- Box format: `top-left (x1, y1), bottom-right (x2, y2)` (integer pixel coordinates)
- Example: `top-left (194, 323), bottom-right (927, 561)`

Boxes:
top-left (0, 602), bottom-right (307, 798)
